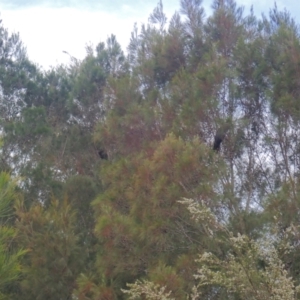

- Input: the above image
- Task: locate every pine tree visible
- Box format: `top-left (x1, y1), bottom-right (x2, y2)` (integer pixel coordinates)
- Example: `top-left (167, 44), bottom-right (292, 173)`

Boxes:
top-left (0, 172), bottom-right (26, 299)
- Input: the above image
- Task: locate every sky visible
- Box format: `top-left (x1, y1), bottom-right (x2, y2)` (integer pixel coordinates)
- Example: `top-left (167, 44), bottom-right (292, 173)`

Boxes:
top-left (0, 0), bottom-right (299, 69)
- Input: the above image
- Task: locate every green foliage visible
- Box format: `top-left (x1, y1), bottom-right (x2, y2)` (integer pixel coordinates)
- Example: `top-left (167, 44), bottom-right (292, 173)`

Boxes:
top-left (2, 0), bottom-right (300, 299)
top-left (0, 172), bottom-right (26, 299)
top-left (15, 199), bottom-right (82, 300)
top-left (124, 198), bottom-right (300, 300)
top-left (64, 175), bottom-right (100, 271)
top-left (89, 134), bottom-right (221, 299)
top-left (13, 106), bottom-right (50, 138)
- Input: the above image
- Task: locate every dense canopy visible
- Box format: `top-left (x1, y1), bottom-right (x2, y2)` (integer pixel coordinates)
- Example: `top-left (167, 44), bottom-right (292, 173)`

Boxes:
top-left (1, 0), bottom-right (300, 299)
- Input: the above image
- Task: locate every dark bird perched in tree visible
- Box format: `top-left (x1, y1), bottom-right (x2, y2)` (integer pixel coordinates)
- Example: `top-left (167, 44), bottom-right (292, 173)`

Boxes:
top-left (98, 150), bottom-right (108, 160)
top-left (213, 133), bottom-right (224, 151)
top-left (213, 121), bottom-right (231, 151)
top-left (251, 120), bottom-right (259, 136)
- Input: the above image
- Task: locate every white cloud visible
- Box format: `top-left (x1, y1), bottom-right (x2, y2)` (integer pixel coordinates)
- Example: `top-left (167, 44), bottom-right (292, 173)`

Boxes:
top-left (0, 5), bottom-right (165, 68)
top-left (0, 0), bottom-right (299, 69)
top-left (0, 1), bottom-right (181, 68)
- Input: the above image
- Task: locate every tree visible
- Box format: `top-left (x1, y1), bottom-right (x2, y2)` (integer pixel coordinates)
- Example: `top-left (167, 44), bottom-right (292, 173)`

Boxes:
top-left (77, 134), bottom-right (222, 299)
top-left (15, 199), bottom-right (82, 300)
top-left (0, 172), bottom-right (26, 299)
top-left (1, 1), bottom-right (300, 299)
top-left (123, 198), bottom-right (300, 300)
